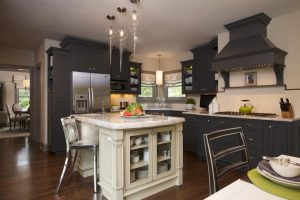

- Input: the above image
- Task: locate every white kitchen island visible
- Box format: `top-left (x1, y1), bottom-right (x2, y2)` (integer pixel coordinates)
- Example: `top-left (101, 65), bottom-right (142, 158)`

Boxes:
top-left (74, 113), bottom-right (185, 200)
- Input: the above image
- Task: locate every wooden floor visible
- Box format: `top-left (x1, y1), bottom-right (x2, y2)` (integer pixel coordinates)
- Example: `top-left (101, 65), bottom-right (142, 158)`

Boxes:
top-left (0, 137), bottom-right (243, 200)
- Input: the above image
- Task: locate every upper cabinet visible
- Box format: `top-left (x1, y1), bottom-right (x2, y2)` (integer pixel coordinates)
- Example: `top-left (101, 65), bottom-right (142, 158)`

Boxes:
top-left (110, 49), bottom-right (131, 81)
top-left (60, 38), bottom-right (110, 74)
top-left (188, 38), bottom-right (218, 94)
top-left (128, 62), bottom-right (142, 94)
top-left (181, 60), bottom-right (194, 94)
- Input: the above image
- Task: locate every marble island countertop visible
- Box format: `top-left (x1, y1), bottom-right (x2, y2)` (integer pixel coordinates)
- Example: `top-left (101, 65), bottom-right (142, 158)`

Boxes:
top-left (183, 110), bottom-right (300, 122)
top-left (73, 113), bottom-right (185, 130)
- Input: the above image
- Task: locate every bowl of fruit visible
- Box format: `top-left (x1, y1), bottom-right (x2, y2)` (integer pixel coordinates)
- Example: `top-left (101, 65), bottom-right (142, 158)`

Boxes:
top-left (121, 103), bottom-right (148, 118)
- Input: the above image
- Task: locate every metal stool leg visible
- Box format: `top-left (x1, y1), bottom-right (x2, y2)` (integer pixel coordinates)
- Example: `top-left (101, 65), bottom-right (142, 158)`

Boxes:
top-left (70, 149), bottom-right (78, 173)
top-left (93, 147), bottom-right (97, 193)
top-left (55, 151), bottom-right (70, 194)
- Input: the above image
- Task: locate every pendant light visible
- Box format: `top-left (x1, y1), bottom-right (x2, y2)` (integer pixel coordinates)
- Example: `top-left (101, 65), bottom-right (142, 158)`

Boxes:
top-left (156, 55), bottom-right (163, 85)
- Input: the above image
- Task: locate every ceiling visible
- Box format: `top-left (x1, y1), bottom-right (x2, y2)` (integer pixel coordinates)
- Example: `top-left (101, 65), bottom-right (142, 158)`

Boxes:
top-left (1, 0), bottom-right (300, 58)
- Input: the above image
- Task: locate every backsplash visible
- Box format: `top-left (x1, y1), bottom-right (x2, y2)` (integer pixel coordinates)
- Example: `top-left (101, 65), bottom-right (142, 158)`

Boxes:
top-left (217, 88), bottom-right (300, 116)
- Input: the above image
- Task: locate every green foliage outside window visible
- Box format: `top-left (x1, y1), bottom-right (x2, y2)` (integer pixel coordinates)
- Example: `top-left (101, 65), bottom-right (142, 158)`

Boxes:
top-left (18, 89), bottom-right (30, 109)
top-left (139, 85), bottom-right (153, 98)
top-left (167, 83), bottom-right (185, 98)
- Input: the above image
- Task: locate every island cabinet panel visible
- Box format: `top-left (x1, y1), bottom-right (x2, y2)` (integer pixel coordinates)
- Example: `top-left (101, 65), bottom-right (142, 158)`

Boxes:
top-left (183, 114), bottom-right (299, 169)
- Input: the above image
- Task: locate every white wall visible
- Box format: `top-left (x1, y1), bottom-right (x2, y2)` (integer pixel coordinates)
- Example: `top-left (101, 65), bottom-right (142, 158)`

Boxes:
top-left (216, 10), bottom-right (300, 116)
top-left (35, 39), bottom-right (60, 149)
top-left (0, 46), bottom-right (35, 66)
top-left (0, 71), bottom-right (29, 113)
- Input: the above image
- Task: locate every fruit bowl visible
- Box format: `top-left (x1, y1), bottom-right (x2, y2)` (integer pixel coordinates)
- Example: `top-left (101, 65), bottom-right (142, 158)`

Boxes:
top-left (121, 102), bottom-right (144, 117)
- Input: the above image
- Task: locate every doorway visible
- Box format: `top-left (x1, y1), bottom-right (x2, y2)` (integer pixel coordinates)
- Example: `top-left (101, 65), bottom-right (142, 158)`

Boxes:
top-left (0, 64), bottom-right (40, 142)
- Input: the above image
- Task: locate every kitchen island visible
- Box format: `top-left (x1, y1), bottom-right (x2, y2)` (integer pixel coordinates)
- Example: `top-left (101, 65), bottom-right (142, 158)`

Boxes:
top-left (73, 113), bottom-right (185, 200)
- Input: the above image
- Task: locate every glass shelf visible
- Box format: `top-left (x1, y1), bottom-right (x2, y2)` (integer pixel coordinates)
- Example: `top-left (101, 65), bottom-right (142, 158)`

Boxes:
top-left (130, 143), bottom-right (148, 150)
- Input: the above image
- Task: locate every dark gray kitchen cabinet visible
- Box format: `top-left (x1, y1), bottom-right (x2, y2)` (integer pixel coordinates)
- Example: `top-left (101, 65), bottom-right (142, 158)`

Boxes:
top-left (267, 122), bottom-right (290, 157)
top-left (60, 37), bottom-right (110, 74)
top-left (182, 114), bottom-right (300, 168)
top-left (47, 47), bottom-right (71, 152)
top-left (110, 49), bottom-right (131, 81)
top-left (181, 60), bottom-right (196, 94)
top-left (190, 39), bottom-right (218, 94)
top-left (183, 115), bottom-right (202, 153)
top-left (128, 62), bottom-right (142, 94)
top-left (145, 110), bottom-right (183, 117)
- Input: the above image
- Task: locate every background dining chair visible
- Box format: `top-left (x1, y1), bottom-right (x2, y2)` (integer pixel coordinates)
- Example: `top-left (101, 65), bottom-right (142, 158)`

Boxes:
top-left (56, 116), bottom-right (98, 193)
top-left (203, 127), bottom-right (250, 195)
top-left (5, 103), bottom-right (27, 131)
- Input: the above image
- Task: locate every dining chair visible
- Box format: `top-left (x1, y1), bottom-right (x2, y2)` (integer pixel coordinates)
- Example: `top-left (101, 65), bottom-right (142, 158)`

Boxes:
top-left (56, 116), bottom-right (98, 193)
top-left (5, 103), bottom-right (28, 131)
top-left (203, 127), bottom-right (250, 195)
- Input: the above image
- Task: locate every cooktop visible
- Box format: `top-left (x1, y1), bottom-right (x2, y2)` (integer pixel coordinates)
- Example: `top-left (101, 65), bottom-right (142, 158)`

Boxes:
top-left (214, 111), bottom-right (277, 117)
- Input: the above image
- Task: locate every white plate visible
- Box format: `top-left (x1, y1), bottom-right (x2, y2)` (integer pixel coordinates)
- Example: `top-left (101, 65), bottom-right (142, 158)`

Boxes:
top-left (121, 114), bottom-right (152, 119)
top-left (256, 167), bottom-right (300, 188)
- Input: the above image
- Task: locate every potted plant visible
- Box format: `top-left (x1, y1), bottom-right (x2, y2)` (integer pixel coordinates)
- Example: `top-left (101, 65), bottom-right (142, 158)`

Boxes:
top-left (185, 98), bottom-right (196, 110)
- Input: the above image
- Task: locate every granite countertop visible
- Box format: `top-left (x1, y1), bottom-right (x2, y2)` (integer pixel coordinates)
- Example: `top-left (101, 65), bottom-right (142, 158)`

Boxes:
top-left (73, 113), bottom-right (185, 130)
top-left (182, 111), bottom-right (300, 122)
top-left (145, 108), bottom-right (194, 111)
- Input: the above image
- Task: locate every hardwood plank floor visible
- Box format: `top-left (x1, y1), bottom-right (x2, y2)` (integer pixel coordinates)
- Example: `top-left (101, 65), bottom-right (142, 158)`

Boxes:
top-left (0, 137), bottom-right (243, 200)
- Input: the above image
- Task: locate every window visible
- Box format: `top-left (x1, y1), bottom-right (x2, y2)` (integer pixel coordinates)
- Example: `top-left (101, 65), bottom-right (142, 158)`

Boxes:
top-left (138, 72), bottom-right (155, 101)
top-left (17, 89), bottom-right (30, 109)
top-left (164, 71), bottom-right (185, 101)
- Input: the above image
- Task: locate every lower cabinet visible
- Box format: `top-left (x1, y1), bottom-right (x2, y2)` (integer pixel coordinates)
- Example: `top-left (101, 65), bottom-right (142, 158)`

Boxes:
top-left (183, 114), bottom-right (299, 168)
top-left (125, 126), bottom-right (176, 189)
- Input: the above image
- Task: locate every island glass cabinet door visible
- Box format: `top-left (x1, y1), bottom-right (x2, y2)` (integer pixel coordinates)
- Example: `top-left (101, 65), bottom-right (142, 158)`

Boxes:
top-left (153, 126), bottom-right (176, 180)
top-left (125, 129), bottom-right (153, 189)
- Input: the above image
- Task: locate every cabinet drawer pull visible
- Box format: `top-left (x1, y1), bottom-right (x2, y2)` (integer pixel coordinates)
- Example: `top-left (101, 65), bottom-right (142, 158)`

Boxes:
top-left (219, 121), bottom-right (225, 124)
top-left (269, 125), bottom-right (272, 129)
top-left (207, 120), bottom-right (210, 123)
top-left (247, 138), bottom-right (254, 142)
top-left (246, 124), bottom-right (253, 127)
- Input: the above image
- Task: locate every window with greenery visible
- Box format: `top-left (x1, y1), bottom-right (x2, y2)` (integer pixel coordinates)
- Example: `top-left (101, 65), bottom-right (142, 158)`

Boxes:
top-left (138, 72), bottom-right (155, 101)
top-left (164, 71), bottom-right (185, 101)
top-left (17, 89), bottom-right (30, 109)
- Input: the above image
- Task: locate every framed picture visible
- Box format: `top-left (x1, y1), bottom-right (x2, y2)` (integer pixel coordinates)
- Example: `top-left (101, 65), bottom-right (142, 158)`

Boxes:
top-left (245, 72), bottom-right (257, 86)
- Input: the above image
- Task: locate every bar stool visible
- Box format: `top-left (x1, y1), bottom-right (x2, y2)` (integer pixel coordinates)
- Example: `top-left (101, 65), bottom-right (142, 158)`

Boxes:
top-left (55, 116), bottom-right (98, 193)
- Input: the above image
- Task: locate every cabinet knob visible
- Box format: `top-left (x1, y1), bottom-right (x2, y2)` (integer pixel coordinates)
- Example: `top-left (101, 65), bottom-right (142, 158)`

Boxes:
top-left (269, 125), bottom-right (272, 129)
top-left (207, 120), bottom-right (210, 123)
top-left (88, 67), bottom-right (91, 70)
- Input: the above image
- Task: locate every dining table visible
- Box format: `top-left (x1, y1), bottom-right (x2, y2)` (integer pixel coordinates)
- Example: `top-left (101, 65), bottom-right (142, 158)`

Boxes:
top-left (204, 168), bottom-right (300, 200)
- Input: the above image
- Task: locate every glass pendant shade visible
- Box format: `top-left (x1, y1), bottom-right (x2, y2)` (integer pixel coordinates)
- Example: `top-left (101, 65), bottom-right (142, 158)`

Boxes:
top-left (156, 70), bottom-right (163, 85)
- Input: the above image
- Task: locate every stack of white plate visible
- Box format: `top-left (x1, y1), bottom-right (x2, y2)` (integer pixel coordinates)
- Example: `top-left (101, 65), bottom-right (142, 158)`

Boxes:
top-left (257, 155), bottom-right (300, 189)
top-left (256, 167), bottom-right (300, 188)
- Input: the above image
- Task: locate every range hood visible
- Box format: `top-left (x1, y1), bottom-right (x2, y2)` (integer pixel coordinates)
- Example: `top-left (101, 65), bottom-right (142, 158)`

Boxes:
top-left (212, 13), bottom-right (287, 87)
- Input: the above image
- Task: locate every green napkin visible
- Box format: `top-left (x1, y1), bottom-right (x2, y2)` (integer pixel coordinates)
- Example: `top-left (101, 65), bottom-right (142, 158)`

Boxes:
top-left (248, 169), bottom-right (300, 200)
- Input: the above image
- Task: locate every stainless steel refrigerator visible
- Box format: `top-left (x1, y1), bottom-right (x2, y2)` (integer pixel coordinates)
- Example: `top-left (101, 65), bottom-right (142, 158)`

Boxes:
top-left (72, 71), bottom-right (110, 113)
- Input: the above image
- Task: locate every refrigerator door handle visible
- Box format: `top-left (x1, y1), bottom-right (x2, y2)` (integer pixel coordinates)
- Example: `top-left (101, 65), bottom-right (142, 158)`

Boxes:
top-left (88, 88), bottom-right (91, 113)
top-left (91, 87), bottom-right (94, 113)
